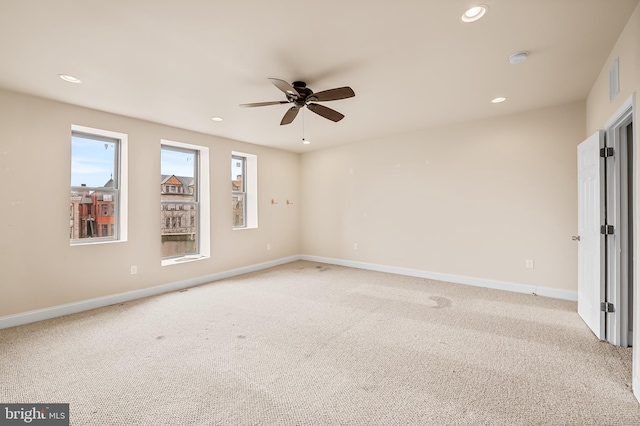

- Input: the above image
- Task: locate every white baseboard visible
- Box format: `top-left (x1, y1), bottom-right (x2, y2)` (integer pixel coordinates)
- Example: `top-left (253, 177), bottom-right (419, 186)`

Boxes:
top-left (300, 255), bottom-right (578, 301)
top-left (0, 253), bottom-right (578, 330)
top-left (0, 255), bottom-right (300, 330)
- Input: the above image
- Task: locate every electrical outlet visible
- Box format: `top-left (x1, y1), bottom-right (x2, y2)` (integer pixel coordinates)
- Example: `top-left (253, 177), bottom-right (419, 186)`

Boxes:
top-left (525, 259), bottom-right (534, 269)
top-left (354, 243), bottom-right (358, 250)
top-left (130, 265), bottom-right (138, 275)
top-left (267, 243), bottom-right (271, 251)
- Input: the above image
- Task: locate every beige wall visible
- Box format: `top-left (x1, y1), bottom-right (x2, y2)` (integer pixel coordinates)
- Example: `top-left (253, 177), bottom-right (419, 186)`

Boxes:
top-left (300, 102), bottom-right (585, 292)
top-left (0, 88), bottom-right (300, 317)
top-left (586, 4), bottom-right (639, 135)
top-left (586, 1), bottom-right (640, 397)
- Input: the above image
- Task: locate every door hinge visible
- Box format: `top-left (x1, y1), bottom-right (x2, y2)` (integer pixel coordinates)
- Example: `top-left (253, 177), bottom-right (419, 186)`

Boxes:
top-left (600, 224), bottom-right (614, 235)
top-left (601, 302), bottom-right (615, 313)
top-left (600, 147), bottom-right (615, 158)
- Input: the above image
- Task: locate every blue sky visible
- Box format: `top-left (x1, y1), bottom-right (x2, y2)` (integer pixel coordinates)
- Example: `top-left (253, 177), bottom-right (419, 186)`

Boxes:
top-left (232, 157), bottom-right (243, 180)
top-left (70, 136), bottom-right (116, 187)
top-left (72, 137), bottom-right (197, 188)
top-left (161, 148), bottom-right (195, 177)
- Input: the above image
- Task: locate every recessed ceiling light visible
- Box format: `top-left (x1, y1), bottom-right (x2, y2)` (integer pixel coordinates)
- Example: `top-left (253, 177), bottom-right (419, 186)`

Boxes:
top-left (492, 97), bottom-right (507, 103)
top-left (462, 5), bottom-right (488, 22)
top-left (58, 74), bottom-right (82, 84)
top-left (211, 117), bottom-right (223, 122)
top-left (509, 52), bottom-right (528, 64)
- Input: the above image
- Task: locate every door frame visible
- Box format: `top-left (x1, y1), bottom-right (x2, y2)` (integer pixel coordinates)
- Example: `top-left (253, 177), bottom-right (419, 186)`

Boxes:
top-left (604, 94), bottom-right (635, 348)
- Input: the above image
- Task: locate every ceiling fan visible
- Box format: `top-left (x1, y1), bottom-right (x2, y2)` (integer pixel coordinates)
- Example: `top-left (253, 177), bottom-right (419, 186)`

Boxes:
top-left (240, 78), bottom-right (355, 125)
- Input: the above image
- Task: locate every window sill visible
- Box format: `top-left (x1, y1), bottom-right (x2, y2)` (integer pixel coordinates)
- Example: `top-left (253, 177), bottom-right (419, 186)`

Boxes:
top-left (71, 239), bottom-right (126, 246)
top-left (162, 254), bottom-right (209, 267)
top-left (233, 225), bottom-right (258, 231)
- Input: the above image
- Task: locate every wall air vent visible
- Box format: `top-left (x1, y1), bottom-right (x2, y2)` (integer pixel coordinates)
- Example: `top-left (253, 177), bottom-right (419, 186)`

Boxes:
top-left (609, 58), bottom-right (620, 102)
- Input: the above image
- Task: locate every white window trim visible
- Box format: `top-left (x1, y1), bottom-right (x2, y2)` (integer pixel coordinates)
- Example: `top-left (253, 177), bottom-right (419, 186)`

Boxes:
top-left (71, 124), bottom-right (128, 245)
top-left (232, 151), bottom-right (258, 230)
top-left (162, 139), bottom-right (210, 267)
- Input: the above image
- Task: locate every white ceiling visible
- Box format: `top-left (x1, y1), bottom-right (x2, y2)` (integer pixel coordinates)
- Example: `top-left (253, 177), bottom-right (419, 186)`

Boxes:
top-left (0, 0), bottom-right (637, 153)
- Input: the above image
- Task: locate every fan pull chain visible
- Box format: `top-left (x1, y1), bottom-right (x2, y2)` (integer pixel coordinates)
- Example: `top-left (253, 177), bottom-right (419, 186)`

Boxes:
top-left (301, 108), bottom-right (310, 144)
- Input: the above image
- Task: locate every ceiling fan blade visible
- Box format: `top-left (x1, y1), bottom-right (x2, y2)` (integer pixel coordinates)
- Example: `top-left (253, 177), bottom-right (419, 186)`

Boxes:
top-left (269, 78), bottom-right (301, 99)
top-left (309, 86), bottom-right (355, 102)
top-left (239, 101), bottom-right (290, 108)
top-left (280, 106), bottom-right (300, 125)
top-left (307, 103), bottom-right (345, 122)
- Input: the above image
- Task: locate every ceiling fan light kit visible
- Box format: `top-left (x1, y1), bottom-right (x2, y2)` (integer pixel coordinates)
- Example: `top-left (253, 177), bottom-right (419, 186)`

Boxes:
top-left (240, 78), bottom-right (355, 126)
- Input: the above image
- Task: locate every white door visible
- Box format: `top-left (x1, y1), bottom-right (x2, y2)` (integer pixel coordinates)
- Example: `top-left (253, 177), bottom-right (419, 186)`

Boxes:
top-left (577, 130), bottom-right (605, 339)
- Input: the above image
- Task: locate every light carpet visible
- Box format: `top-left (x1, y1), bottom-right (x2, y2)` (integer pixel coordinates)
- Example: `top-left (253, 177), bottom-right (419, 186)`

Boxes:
top-left (1, 261), bottom-right (639, 425)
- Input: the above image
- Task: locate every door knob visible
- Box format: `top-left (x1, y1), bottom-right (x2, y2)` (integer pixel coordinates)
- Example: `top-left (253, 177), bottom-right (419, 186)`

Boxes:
top-left (572, 235), bottom-right (581, 241)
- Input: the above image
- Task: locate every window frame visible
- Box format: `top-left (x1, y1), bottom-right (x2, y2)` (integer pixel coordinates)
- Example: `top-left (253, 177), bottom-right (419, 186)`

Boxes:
top-left (70, 125), bottom-right (128, 245)
top-left (161, 139), bottom-right (210, 266)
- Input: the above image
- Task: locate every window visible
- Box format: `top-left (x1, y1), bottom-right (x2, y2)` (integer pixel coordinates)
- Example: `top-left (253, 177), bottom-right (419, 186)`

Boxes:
top-left (232, 155), bottom-right (246, 228)
top-left (70, 125), bottom-right (128, 244)
top-left (231, 151), bottom-right (258, 229)
top-left (161, 140), bottom-right (210, 265)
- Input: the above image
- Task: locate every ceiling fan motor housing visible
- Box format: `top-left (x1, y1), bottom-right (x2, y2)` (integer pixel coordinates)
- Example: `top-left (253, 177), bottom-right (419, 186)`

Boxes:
top-left (291, 81), bottom-right (313, 106)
